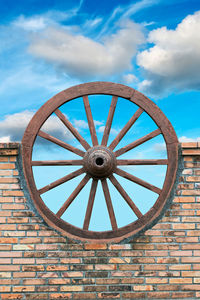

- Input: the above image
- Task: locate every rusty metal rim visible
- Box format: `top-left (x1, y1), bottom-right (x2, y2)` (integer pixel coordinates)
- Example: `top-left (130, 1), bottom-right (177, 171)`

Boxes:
top-left (22, 81), bottom-right (178, 242)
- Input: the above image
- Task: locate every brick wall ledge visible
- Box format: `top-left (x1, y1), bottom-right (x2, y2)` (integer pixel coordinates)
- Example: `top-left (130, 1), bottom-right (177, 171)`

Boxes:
top-left (0, 143), bottom-right (19, 156)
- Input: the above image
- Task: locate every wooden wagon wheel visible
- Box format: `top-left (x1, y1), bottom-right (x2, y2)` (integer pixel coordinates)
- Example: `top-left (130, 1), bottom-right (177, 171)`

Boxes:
top-left (22, 82), bottom-right (178, 243)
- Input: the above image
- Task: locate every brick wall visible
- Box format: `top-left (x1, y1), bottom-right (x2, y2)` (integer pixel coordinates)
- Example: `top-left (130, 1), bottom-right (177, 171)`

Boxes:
top-left (0, 142), bottom-right (200, 299)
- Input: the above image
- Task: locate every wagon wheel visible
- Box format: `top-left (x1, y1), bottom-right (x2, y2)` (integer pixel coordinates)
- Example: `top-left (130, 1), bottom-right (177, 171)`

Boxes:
top-left (22, 82), bottom-right (178, 243)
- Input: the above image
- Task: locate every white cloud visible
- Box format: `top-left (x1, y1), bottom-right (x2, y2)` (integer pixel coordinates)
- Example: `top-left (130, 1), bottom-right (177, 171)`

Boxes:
top-left (122, 73), bottom-right (138, 84)
top-left (179, 136), bottom-right (200, 143)
top-left (98, 126), bottom-right (119, 135)
top-left (13, 15), bottom-right (48, 31)
top-left (73, 119), bottom-right (88, 129)
top-left (0, 111), bottom-right (73, 144)
top-left (0, 136), bottom-right (11, 143)
top-left (94, 120), bottom-right (103, 126)
top-left (29, 20), bottom-right (144, 79)
top-left (137, 10), bottom-right (200, 95)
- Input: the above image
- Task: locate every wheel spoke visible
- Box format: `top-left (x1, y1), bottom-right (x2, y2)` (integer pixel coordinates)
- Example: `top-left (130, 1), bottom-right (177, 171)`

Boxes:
top-left (101, 96), bottom-right (118, 146)
top-left (32, 160), bottom-right (83, 166)
top-left (109, 108), bottom-right (143, 150)
top-left (38, 168), bottom-right (85, 195)
top-left (115, 128), bottom-right (161, 157)
top-left (56, 174), bottom-right (90, 218)
top-left (83, 179), bottom-right (98, 230)
top-left (114, 167), bottom-right (161, 194)
top-left (38, 130), bottom-right (85, 157)
top-left (109, 175), bottom-right (143, 219)
top-left (101, 179), bottom-right (118, 230)
top-left (83, 96), bottom-right (98, 146)
top-left (117, 159), bottom-right (168, 165)
top-left (55, 109), bottom-right (91, 150)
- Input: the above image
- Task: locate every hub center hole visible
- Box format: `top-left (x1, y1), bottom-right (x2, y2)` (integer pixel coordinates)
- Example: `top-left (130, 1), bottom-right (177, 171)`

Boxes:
top-left (96, 157), bottom-right (104, 166)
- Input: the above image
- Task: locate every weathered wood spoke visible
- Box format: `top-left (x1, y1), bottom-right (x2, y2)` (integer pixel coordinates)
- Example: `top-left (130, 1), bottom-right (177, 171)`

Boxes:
top-left (38, 130), bottom-right (85, 157)
top-left (109, 108), bottom-right (143, 150)
top-left (109, 175), bottom-right (143, 219)
top-left (83, 179), bottom-right (98, 230)
top-left (38, 168), bottom-right (85, 195)
top-left (55, 109), bottom-right (91, 150)
top-left (22, 81), bottom-right (179, 242)
top-left (117, 159), bottom-right (168, 165)
top-left (83, 96), bottom-right (98, 146)
top-left (32, 160), bottom-right (83, 166)
top-left (114, 168), bottom-right (161, 194)
top-left (101, 96), bottom-right (118, 146)
top-left (56, 174), bottom-right (90, 218)
top-left (101, 179), bottom-right (118, 230)
top-left (115, 128), bottom-right (161, 157)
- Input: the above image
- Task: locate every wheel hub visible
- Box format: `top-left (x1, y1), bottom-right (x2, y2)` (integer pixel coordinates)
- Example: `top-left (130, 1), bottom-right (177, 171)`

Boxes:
top-left (83, 146), bottom-right (116, 178)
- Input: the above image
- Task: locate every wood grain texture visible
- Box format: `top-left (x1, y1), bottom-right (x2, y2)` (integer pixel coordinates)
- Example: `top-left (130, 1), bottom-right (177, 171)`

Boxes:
top-left (117, 159), bottom-right (168, 165)
top-left (32, 160), bottom-right (83, 166)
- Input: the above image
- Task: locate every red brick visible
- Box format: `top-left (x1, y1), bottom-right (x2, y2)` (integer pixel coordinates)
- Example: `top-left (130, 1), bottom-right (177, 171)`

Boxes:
top-left (121, 293), bottom-right (145, 299)
top-left (0, 163), bottom-right (15, 169)
top-left (20, 238), bottom-right (42, 244)
top-left (74, 293), bottom-right (96, 299)
top-left (174, 197), bottom-right (195, 203)
top-left (0, 258), bottom-right (11, 264)
top-left (2, 191), bottom-right (24, 196)
top-left (0, 238), bottom-right (18, 243)
top-left (1, 294), bottom-right (23, 299)
top-left (170, 250), bottom-right (193, 256)
top-left (13, 286), bottom-right (35, 292)
top-left (182, 285), bottom-right (200, 290)
top-left (48, 279), bottom-right (70, 285)
top-left (13, 272), bottom-right (36, 278)
top-left (181, 142), bottom-right (198, 148)
top-left (119, 265), bottom-right (141, 271)
top-left (0, 286), bottom-right (11, 292)
top-left (147, 292), bottom-right (170, 298)
top-left (111, 271), bottom-right (132, 277)
top-left (0, 224), bottom-right (16, 230)
top-left (7, 217), bottom-right (28, 223)
top-left (109, 258), bottom-right (131, 264)
top-left (98, 292), bottom-right (120, 298)
top-left (170, 278), bottom-right (192, 284)
top-left (62, 271), bottom-right (83, 277)
top-left (60, 286), bottom-right (82, 292)
top-left (0, 265), bottom-right (20, 271)
top-left (1, 204), bottom-right (25, 209)
top-left (23, 279), bottom-right (45, 285)
top-left (46, 265), bottom-right (69, 271)
top-left (85, 243), bottom-right (107, 250)
top-left (49, 294), bottom-right (71, 299)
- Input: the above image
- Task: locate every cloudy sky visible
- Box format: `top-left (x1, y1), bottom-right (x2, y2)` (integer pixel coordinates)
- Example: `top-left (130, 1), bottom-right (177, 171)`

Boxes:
top-left (0, 0), bottom-right (199, 142)
top-left (0, 0), bottom-right (200, 230)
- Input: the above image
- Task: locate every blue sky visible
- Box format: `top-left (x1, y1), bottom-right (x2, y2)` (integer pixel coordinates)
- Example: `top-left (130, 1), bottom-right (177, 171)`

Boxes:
top-left (0, 0), bottom-right (199, 141)
top-left (0, 0), bottom-right (200, 231)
